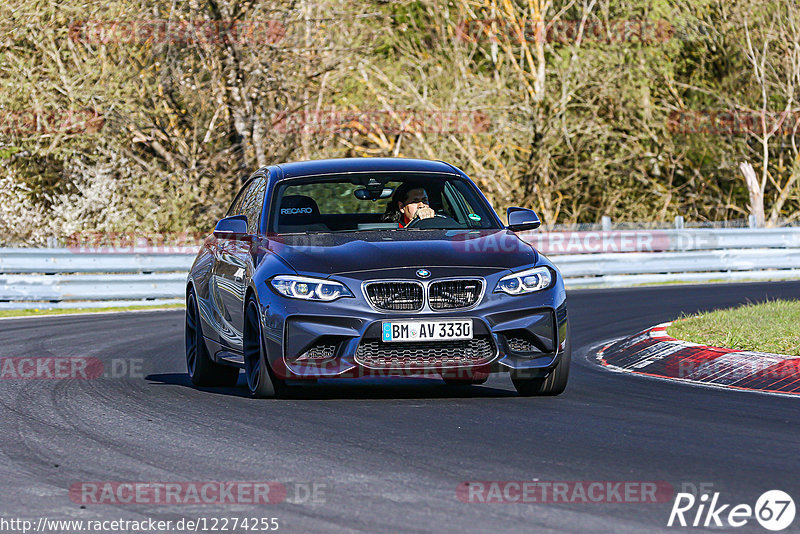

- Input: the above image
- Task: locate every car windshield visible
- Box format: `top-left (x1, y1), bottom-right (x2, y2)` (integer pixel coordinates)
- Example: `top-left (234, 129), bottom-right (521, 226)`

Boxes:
top-left (269, 173), bottom-right (502, 234)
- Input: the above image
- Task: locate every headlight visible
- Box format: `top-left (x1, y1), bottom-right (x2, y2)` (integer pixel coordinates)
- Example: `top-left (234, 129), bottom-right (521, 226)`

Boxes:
top-left (271, 275), bottom-right (353, 301)
top-left (495, 266), bottom-right (553, 295)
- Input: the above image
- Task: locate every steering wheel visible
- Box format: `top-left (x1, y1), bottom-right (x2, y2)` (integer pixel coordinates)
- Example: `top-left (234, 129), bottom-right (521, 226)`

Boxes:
top-left (404, 213), bottom-right (458, 229)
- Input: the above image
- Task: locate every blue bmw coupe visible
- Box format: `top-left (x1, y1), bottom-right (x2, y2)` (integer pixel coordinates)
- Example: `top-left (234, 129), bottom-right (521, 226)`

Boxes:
top-left (186, 158), bottom-right (569, 397)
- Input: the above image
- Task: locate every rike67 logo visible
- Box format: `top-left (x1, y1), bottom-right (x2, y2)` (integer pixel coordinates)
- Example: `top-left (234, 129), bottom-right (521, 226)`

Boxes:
top-left (668, 490), bottom-right (795, 531)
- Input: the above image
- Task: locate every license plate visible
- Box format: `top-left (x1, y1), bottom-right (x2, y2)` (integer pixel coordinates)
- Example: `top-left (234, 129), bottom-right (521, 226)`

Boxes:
top-left (381, 320), bottom-right (473, 342)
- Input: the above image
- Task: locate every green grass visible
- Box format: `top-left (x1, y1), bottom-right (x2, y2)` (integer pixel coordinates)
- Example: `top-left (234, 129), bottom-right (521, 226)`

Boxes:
top-left (0, 303), bottom-right (185, 318)
top-left (667, 299), bottom-right (800, 356)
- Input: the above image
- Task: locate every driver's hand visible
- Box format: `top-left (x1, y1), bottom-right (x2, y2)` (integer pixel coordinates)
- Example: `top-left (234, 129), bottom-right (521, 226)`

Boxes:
top-left (416, 206), bottom-right (435, 220)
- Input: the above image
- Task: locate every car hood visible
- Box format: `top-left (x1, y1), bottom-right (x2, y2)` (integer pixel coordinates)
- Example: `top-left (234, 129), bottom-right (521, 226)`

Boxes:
top-left (266, 229), bottom-right (537, 276)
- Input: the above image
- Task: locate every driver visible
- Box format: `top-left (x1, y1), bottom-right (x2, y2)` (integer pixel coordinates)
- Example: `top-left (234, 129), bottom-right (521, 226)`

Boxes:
top-left (381, 182), bottom-right (435, 228)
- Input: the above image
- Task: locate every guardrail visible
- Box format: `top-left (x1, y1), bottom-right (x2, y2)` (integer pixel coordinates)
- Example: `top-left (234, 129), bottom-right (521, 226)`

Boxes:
top-left (1, 227), bottom-right (800, 308)
top-left (0, 248), bottom-right (194, 273)
top-left (0, 248), bottom-right (194, 309)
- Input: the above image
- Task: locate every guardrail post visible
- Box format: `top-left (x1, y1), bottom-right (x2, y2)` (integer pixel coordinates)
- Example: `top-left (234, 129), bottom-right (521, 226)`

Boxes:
top-left (748, 215), bottom-right (757, 228)
top-left (674, 216), bottom-right (684, 229)
top-left (601, 216), bottom-right (612, 231)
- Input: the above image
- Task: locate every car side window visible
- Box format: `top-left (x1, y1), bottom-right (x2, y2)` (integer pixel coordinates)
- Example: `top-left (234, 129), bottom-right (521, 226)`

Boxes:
top-left (226, 183), bottom-right (249, 217)
top-left (444, 180), bottom-right (493, 228)
top-left (241, 177), bottom-right (267, 233)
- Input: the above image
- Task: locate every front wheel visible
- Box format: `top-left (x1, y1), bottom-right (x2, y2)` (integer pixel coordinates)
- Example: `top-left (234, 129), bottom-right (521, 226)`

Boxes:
top-left (186, 289), bottom-right (239, 387)
top-left (243, 298), bottom-right (287, 398)
top-left (511, 337), bottom-right (570, 397)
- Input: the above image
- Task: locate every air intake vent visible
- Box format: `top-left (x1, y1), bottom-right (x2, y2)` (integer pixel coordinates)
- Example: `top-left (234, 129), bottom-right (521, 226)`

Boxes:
top-left (365, 281), bottom-right (424, 311)
top-left (428, 279), bottom-right (483, 310)
top-left (355, 336), bottom-right (496, 369)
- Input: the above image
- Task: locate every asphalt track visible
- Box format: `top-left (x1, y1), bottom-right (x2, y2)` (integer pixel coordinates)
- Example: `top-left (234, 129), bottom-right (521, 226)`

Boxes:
top-left (1, 281), bottom-right (800, 533)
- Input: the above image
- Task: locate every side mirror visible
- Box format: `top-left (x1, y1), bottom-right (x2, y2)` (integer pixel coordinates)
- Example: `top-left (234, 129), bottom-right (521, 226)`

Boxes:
top-left (213, 215), bottom-right (248, 239)
top-left (506, 207), bottom-right (541, 231)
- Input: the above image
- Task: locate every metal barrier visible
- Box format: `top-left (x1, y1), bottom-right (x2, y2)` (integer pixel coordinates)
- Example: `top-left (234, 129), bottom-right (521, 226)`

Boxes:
top-left (0, 248), bottom-right (193, 309)
top-left (0, 248), bottom-right (194, 273)
top-left (1, 227), bottom-right (800, 308)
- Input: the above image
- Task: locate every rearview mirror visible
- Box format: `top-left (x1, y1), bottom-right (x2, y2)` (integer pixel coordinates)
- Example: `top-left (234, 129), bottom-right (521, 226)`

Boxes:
top-left (506, 207), bottom-right (541, 231)
top-left (213, 215), bottom-right (248, 238)
top-left (354, 187), bottom-right (394, 201)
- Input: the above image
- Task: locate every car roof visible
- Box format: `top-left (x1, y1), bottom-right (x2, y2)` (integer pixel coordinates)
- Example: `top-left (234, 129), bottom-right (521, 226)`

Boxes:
top-left (273, 158), bottom-right (460, 179)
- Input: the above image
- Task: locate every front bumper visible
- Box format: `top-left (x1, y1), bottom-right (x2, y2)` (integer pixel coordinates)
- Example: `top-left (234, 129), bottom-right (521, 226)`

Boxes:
top-left (259, 270), bottom-right (569, 380)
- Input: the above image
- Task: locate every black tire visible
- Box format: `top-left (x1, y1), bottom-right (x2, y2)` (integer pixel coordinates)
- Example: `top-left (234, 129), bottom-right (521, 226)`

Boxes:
top-left (185, 289), bottom-right (240, 387)
top-left (243, 298), bottom-right (288, 398)
top-left (512, 338), bottom-right (571, 397)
